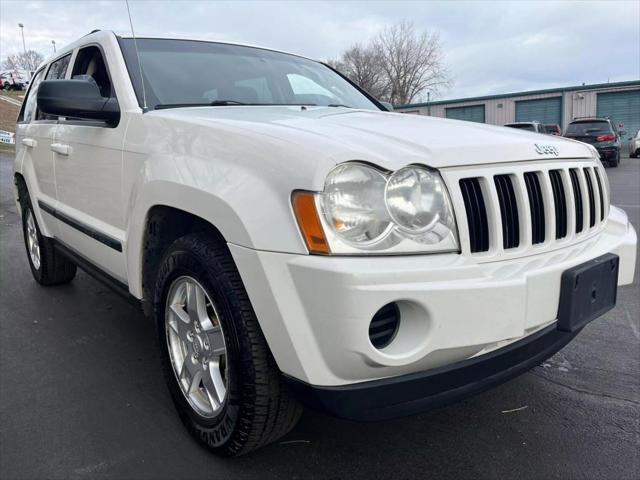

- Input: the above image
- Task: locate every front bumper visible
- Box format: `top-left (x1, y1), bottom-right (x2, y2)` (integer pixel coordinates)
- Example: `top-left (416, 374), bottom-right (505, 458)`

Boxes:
top-left (285, 322), bottom-right (579, 420)
top-left (229, 207), bottom-right (636, 390)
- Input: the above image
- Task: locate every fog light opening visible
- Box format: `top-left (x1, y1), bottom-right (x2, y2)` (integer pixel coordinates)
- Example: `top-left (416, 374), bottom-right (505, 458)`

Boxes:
top-left (368, 302), bottom-right (401, 349)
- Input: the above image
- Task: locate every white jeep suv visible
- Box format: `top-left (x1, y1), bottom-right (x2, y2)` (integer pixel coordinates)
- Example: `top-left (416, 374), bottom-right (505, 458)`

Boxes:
top-left (14, 31), bottom-right (637, 456)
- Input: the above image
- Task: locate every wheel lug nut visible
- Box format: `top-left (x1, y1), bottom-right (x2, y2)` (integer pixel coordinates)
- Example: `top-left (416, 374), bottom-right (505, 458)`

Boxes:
top-left (203, 339), bottom-right (210, 350)
top-left (186, 331), bottom-right (194, 341)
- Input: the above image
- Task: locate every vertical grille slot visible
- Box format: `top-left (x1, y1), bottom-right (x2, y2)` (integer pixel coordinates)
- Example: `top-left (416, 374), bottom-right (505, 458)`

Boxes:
top-left (549, 170), bottom-right (567, 239)
top-left (584, 168), bottom-right (596, 227)
top-left (494, 175), bottom-right (520, 249)
top-left (460, 178), bottom-right (489, 253)
top-left (569, 169), bottom-right (584, 234)
top-left (524, 172), bottom-right (545, 244)
top-left (594, 168), bottom-right (605, 221)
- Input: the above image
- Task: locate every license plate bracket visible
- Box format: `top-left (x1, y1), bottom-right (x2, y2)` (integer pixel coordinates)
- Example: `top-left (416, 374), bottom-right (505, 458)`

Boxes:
top-left (557, 253), bottom-right (619, 332)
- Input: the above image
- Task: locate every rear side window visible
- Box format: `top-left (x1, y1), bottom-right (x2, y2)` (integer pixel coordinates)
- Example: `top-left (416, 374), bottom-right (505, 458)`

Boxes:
top-left (566, 121), bottom-right (612, 136)
top-left (71, 46), bottom-right (113, 98)
top-left (18, 68), bottom-right (45, 123)
top-left (45, 54), bottom-right (71, 80)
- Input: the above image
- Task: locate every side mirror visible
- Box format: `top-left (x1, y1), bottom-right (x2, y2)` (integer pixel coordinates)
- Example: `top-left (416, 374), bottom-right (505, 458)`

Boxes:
top-left (619, 131), bottom-right (627, 137)
top-left (37, 79), bottom-right (120, 125)
top-left (380, 101), bottom-right (394, 112)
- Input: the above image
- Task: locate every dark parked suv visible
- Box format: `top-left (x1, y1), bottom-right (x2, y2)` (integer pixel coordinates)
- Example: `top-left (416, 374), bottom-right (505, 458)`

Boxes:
top-left (564, 117), bottom-right (624, 167)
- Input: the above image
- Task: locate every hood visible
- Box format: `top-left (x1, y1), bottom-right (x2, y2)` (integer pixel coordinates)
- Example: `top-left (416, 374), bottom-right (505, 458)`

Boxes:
top-left (149, 106), bottom-right (593, 170)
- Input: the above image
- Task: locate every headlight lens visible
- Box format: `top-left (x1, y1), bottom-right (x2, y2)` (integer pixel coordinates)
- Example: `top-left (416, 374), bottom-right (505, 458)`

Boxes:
top-left (298, 162), bottom-right (459, 254)
top-left (322, 163), bottom-right (392, 245)
top-left (385, 166), bottom-right (456, 243)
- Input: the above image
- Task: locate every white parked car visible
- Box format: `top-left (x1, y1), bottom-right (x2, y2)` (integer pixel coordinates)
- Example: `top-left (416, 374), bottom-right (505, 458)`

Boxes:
top-left (504, 121), bottom-right (547, 134)
top-left (13, 31), bottom-right (637, 456)
top-left (629, 129), bottom-right (640, 158)
top-left (1, 69), bottom-right (30, 90)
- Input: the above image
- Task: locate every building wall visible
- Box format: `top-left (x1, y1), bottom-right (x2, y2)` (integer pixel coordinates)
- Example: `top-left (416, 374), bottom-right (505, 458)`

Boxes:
top-left (397, 83), bottom-right (640, 130)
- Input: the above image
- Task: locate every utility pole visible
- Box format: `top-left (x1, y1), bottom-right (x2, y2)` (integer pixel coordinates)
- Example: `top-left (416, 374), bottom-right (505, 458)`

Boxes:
top-left (52, 40), bottom-right (56, 53)
top-left (427, 91), bottom-right (431, 116)
top-left (18, 23), bottom-right (27, 55)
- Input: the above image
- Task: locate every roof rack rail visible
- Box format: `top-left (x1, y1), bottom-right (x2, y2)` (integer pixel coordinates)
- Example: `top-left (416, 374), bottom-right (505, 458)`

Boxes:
top-left (83, 29), bottom-right (101, 37)
top-left (571, 115), bottom-right (609, 120)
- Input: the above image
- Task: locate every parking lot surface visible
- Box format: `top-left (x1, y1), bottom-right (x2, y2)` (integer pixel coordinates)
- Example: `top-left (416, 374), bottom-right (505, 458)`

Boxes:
top-left (1, 151), bottom-right (639, 480)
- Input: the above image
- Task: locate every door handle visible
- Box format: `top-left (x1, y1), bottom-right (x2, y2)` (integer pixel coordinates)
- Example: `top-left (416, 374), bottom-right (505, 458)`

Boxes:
top-left (21, 138), bottom-right (37, 148)
top-left (51, 143), bottom-right (71, 156)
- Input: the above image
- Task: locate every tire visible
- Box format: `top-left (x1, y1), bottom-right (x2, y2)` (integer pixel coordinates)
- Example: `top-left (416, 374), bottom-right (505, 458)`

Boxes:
top-left (630, 150), bottom-right (638, 159)
top-left (20, 191), bottom-right (77, 286)
top-left (153, 233), bottom-right (302, 456)
top-left (610, 151), bottom-right (620, 167)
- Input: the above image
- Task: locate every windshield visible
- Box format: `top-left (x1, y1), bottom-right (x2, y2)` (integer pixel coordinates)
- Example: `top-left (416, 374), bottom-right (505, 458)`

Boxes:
top-left (565, 121), bottom-right (611, 136)
top-left (505, 123), bottom-right (536, 132)
top-left (119, 38), bottom-right (380, 111)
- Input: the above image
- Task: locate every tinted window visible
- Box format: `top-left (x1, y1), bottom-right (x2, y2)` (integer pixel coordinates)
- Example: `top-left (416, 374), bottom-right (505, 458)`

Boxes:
top-left (565, 121), bottom-right (612, 136)
top-left (18, 68), bottom-right (45, 123)
top-left (506, 124), bottom-right (536, 132)
top-left (45, 54), bottom-right (71, 80)
top-left (119, 38), bottom-right (380, 110)
top-left (71, 46), bottom-right (113, 98)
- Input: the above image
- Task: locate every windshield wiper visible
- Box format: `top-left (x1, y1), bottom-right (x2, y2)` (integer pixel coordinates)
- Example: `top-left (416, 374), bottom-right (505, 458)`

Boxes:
top-left (155, 100), bottom-right (246, 110)
top-left (327, 104), bottom-right (352, 108)
top-left (208, 100), bottom-right (246, 106)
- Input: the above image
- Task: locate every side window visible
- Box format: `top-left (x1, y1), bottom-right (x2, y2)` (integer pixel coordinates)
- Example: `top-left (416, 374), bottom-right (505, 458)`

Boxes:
top-left (39, 54), bottom-right (72, 120)
top-left (45, 54), bottom-right (71, 80)
top-left (18, 68), bottom-right (45, 123)
top-left (71, 46), bottom-right (112, 98)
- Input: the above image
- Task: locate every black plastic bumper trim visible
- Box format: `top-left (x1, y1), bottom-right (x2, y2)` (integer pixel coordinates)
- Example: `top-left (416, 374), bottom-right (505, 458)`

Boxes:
top-left (285, 323), bottom-right (581, 421)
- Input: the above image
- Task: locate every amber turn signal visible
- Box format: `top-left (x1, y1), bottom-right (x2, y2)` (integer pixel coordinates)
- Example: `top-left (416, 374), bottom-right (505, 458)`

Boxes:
top-left (291, 191), bottom-right (330, 254)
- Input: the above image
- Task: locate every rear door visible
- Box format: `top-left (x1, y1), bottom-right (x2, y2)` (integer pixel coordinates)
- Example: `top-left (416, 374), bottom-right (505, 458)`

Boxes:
top-left (53, 44), bottom-right (128, 281)
top-left (15, 54), bottom-right (71, 236)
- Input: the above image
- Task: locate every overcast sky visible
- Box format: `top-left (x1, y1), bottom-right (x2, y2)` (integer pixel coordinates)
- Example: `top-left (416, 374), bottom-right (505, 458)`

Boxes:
top-left (1, 0), bottom-right (638, 102)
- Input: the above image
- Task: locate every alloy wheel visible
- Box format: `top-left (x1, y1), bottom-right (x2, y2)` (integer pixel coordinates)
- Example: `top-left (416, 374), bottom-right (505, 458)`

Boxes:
top-left (165, 276), bottom-right (228, 418)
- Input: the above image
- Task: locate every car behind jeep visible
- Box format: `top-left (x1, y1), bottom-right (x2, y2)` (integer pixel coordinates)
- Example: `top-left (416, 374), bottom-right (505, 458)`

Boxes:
top-left (565, 117), bottom-right (623, 167)
top-left (13, 31), bottom-right (637, 456)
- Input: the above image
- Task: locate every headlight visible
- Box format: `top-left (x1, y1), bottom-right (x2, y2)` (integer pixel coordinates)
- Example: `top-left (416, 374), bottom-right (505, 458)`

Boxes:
top-left (385, 166), bottom-right (456, 244)
top-left (322, 163), bottom-right (392, 246)
top-left (293, 162), bottom-right (459, 254)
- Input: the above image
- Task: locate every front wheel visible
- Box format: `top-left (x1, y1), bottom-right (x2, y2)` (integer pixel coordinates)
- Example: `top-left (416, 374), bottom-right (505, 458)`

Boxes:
top-left (154, 233), bottom-right (301, 456)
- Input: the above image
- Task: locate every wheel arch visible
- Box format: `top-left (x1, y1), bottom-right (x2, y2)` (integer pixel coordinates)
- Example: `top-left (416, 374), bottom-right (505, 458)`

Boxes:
top-left (132, 203), bottom-right (235, 314)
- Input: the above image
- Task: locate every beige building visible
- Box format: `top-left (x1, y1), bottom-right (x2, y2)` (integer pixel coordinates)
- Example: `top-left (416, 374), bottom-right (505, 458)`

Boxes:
top-left (395, 80), bottom-right (640, 137)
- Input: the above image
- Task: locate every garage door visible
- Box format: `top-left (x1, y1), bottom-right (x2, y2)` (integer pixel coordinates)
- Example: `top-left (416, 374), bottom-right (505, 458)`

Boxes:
top-left (446, 104), bottom-right (485, 123)
top-left (597, 90), bottom-right (640, 141)
top-left (515, 97), bottom-right (562, 125)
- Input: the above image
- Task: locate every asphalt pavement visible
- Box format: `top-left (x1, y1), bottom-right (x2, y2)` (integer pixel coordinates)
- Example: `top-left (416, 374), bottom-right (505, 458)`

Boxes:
top-left (1, 151), bottom-right (639, 480)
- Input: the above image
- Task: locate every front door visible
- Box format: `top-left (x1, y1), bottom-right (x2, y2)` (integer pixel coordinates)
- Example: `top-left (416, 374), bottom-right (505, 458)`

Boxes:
top-left (53, 45), bottom-right (128, 282)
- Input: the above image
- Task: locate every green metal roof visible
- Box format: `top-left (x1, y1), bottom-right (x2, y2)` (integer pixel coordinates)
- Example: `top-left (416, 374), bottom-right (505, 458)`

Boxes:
top-left (395, 80), bottom-right (640, 109)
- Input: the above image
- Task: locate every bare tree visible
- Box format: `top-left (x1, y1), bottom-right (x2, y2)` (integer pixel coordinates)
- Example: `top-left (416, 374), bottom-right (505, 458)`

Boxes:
top-left (336, 44), bottom-right (387, 99)
top-left (3, 50), bottom-right (44, 72)
top-left (374, 22), bottom-right (450, 105)
top-left (331, 22), bottom-right (451, 105)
